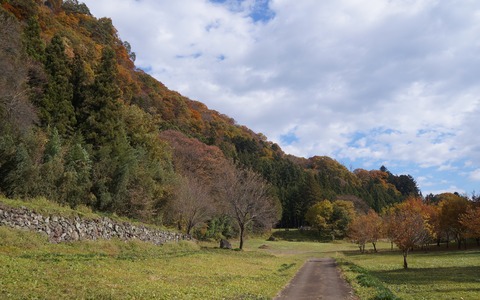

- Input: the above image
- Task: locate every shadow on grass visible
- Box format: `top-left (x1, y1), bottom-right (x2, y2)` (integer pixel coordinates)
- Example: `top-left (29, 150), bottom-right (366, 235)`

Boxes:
top-left (342, 247), bottom-right (480, 258)
top-left (341, 248), bottom-right (480, 297)
top-left (271, 229), bottom-right (333, 242)
top-left (372, 265), bottom-right (480, 285)
top-left (18, 249), bottom-right (200, 262)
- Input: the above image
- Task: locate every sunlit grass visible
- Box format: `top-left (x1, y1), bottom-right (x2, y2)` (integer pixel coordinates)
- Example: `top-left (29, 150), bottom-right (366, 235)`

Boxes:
top-left (0, 227), bottom-right (306, 299)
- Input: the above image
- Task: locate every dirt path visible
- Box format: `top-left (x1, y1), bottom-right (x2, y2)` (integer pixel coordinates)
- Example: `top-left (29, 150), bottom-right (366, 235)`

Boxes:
top-left (274, 258), bottom-right (357, 300)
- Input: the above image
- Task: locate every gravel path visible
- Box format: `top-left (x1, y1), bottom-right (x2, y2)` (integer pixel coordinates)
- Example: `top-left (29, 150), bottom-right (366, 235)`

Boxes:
top-left (274, 257), bottom-right (357, 300)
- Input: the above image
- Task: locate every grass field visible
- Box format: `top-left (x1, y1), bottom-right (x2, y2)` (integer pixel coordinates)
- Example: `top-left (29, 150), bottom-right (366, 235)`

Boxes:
top-left (3, 227), bottom-right (479, 300)
top-left (0, 226), bottom-right (357, 299)
top-left (0, 227), bottom-right (300, 299)
top-left (1, 198), bottom-right (480, 299)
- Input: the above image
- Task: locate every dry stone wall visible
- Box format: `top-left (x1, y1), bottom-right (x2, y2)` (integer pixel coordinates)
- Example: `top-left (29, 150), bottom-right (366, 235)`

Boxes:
top-left (0, 203), bottom-right (191, 245)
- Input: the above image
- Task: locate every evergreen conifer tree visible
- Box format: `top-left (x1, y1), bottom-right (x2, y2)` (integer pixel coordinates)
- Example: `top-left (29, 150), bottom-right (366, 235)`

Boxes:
top-left (22, 16), bottom-right (45, 62)
top-left (80, 46), bottom-right (122, 146)
top-left (41, 35), bottom-right (76, 136)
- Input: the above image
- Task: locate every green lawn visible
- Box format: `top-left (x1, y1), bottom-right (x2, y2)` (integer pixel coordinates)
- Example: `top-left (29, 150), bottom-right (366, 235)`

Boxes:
top-left (338, 242), bottom-right (480, 300)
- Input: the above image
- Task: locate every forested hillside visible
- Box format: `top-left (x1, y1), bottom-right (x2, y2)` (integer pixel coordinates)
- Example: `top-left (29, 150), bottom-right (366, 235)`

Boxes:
top-left (1, 0), bottom-right (423, 235)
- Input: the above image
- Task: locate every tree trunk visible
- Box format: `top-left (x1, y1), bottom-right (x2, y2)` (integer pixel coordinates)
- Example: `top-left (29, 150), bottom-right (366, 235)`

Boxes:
top-left (403, 251), bottom-right (408, 269)
top-left (391, 241), bottom-right (393, 250)
top-left (177, 221), bottom-right (182, 231)
top-left (239, 225), bottom-right (245, 250)
top-left (372, 242), bottom-right (377, 253)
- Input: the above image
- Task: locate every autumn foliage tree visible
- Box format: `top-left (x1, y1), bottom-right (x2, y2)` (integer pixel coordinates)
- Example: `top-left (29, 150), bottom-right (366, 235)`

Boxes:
top-left (348, 214), bottom-right (369, 253)
top-left (438, 193), bottom-right (470, 249)
top-left (305, 199), bottom-right (355, 239)
top-left (348, 209), bottom-right (383, 252)
top-left (365, 209), bottom-right (383, 252)
top-left (305, 200), bottom-right (333, 232)
top-left (459, 206), bottom-right (480, 245)
top-left (387, 198), bottom-right (432, 269)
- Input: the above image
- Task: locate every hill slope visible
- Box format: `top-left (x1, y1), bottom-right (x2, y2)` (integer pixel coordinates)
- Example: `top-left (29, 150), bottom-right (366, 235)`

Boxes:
top-left (0, 0), bottom-right (420, 229)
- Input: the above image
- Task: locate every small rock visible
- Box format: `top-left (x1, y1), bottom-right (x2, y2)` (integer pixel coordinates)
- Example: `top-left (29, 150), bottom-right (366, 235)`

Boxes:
top-left (220, 239), bottom-right (232, 249)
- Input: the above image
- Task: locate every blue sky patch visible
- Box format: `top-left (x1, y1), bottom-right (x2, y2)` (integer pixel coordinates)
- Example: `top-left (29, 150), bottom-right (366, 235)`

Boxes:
top-left (209, 0), bottom-right (275, 23)
top-left (176, 52), bottom-right (202, 59)
top-left (280, 131), bottom-right (299, 145)
top-left (249, 0), bottom-right (275, 23)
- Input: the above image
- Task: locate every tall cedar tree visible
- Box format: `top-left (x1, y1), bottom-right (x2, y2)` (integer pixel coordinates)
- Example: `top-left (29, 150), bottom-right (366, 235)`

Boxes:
top-left (70, 52), bottom-right (90, 114)
top-left (23, 16), bottom-right (45, 62)
top-left (80, 46), bottom-right (122, 146)
top-left (41, 35), bottom-right (76, 135)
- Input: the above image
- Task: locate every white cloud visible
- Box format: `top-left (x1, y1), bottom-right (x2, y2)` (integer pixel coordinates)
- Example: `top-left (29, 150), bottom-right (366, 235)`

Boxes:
top-left (470, 169), bottom-right (480, 181)
top-left (82, 0), bottom-right (480, 194)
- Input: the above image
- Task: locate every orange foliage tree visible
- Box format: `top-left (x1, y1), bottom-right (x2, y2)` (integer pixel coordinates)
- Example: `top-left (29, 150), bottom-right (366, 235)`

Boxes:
top-left (459, 206), bottom-right (480, 245)
top-left (348, 210), bottom-right (383, 253)
top-left (438, 193), bottom-right (470, 249)
top-left (387, 198), bottom-right (432, 269)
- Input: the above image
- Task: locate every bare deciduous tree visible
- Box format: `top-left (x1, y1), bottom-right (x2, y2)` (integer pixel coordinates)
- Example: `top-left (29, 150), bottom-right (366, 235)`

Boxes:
top-left (222, 167), bottom-right (281, 250)
top-left (0, 11), bottom-right (38, 133)
top-left (167, 175), bottom-right (215, 235)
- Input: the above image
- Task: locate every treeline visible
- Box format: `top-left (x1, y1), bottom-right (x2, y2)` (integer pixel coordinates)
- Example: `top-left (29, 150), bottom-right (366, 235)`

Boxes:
top-left (347, 193), bottom-right (480, 268)
top-left (0, 0), bottom-right (452, 242)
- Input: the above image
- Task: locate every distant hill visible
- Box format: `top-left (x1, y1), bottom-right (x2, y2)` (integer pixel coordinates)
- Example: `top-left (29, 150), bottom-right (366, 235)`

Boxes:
top-left (0, 0), bottom-right (420, 229)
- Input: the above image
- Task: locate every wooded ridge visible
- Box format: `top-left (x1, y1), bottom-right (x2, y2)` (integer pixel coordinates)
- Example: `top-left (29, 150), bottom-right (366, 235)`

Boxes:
top-left (1, 0), bottom-right (474, 241)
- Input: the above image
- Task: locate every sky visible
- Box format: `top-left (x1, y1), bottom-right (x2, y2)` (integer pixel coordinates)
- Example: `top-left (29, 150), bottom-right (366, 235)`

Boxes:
top-left (81, 0), bottom-right (480, 196)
